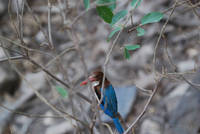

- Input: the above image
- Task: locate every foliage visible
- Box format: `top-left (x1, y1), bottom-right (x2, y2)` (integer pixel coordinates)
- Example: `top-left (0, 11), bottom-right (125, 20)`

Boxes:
top-left (141, 12), bottom-right (164, 25)
top-left (55, 86), bottom-right (68, 98)
top-left (136, 27), bottom-right (145, 36)
top-left (107, 26), bottom-right (122, 41)
top-left (131, 0), bottom-right (142, 8)
top-left (124, 45), bottom-right (140, 59)
top-left (83, 0), bottom-right (90, 10)
top-left (96, 6), bottom-right (114, 23)
top-left (83, 0), bottom-right (164, 59)
top-left (97, 0), bottom-right (116, 11)
top-left (111, 10), bottom-right (128, 26)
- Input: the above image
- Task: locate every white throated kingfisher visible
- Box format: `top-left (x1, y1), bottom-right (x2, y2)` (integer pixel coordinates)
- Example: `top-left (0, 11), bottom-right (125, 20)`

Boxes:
top-left (80, 71), bottom-right (124, 134)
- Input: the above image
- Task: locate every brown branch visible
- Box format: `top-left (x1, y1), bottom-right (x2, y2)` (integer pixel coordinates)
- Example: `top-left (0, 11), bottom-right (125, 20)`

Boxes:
top-left (180, 76), bottom-right (200, 90)
top-left (187, 0), bottom-right (200, 19)
top-left (162, 0), bottom-right (189, 13)
top-left (1, 42), bottom-right (88, 128)
top-left (0, 35), bottom-right (52, 57)
top-left (25, 1), bottom-right (50, 47)
top-left (153, 1), bottom-right (178, 73)
top-left (163, 32), bottom-right (200, 91)
top-left (0, 56), bottom-right (24, 63)
top-left (0, 103), bottom-right (63, 118)
top-left (27, 57), bottom-right (92, 104)
top-left (47, 0), bottom-right (54, 49)
top-left (123, 78), bottom-right (162, 134)
top-left (45, 46), bottom-right (75, 68)
top-left (124, 4), bottom-right (177, 133)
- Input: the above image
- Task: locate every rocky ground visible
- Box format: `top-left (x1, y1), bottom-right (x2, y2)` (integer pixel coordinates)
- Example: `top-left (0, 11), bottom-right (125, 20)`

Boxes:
top-left (0, 0), bottom-right (200, 134)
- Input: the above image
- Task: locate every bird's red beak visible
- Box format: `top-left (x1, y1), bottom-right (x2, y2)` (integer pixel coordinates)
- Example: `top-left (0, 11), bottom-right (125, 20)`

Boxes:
top-left (80, 76), bottom-right (96, 86)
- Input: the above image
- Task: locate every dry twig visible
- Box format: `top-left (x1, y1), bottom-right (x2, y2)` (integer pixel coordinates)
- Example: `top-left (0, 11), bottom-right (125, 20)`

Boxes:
top-left (123, 78), bottom-right (162, 134)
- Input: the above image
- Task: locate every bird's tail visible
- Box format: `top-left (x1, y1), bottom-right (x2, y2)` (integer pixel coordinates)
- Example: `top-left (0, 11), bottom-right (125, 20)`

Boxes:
top-left (112, 117), bottom-right (124, 134)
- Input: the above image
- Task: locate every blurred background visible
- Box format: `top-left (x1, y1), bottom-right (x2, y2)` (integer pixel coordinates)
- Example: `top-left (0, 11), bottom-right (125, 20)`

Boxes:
top-left (0, 0), bottom-right (200, 134)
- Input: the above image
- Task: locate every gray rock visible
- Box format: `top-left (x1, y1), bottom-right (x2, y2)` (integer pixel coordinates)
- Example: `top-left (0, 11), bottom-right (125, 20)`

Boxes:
top-left (177, 60), bottom-right (195, 72)
top-left (166, 89), bottom-right (200, 134)
top-left (166, 70), bottom-right (200, 134)
top-left (0, 0), bottom-right (7, 17)
top-left (0, 72), bottom-right (46, 134)
top-left (140, 119), bottom-right (161, 134)
top-left (0, 63), bottom-right (21, 96)
top-left (45, 121), bottom-right (73, 134)
top-left (0, 48), bottom-right (5, 58)
top-left (164, 83), bottom-right (189, 112)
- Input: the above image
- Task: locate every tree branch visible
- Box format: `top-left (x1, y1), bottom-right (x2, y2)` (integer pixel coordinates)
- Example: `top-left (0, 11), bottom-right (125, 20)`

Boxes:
top-left (123, 78), bottom-right (162, 134)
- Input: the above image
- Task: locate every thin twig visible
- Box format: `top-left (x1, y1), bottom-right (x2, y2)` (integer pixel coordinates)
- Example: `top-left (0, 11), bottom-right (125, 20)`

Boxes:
top-left (180, 76), bottom-right (200, 90)
top-left (45, 46), bottom-right (75, 68)
top-left (8, 0), bottom-right (20, 41)
top-left (25, 1), bottom-right (50, 46)
top-left (163, 35), bottom-right (200, 91)
top-left (162, 0), bottom-right (189, 13)
top-left (28, 57), bottom-right (92, 103)
top-left (71, 2), bottom-right (96, 27)
top-left (0, 56), bottom-right (24, 63)
top-left (0, 103), bottom-right (63, 118)
top-left (153, 1), bottom-right (178, 74)
top-left (187, 1), bottom-right (200, 19)
top-left (47, 0), bottom-right (54, 49)
top-left (0, 35), bottom-right (52, 57)
top-left (1, 42), bottom-right (88, 127)
top-left (102, 123), bottom-right (114, 134)
top-left (184, 1), bottom-right (200, 11)
top-left (135, 85), bottom-right (153, 95)
top-left (0, 44), bottom-right (24, 56)
top-left (123, 78), bottom-right (162, 134)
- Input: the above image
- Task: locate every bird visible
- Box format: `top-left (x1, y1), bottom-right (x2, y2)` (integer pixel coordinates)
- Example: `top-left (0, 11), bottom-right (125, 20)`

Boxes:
top-left (80, 71), bottom-right (124, 134)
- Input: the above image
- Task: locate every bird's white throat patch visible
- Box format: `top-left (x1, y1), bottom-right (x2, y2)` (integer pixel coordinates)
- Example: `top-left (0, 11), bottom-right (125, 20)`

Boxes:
top-left (92, 81), bottom-right (99, 87)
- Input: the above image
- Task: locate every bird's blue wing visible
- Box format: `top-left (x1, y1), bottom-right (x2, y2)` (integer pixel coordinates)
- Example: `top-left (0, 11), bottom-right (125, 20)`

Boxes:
top-left (100, 85), bottom-right (124, 134)
top-left (101, 85), bottom-right (118, 117)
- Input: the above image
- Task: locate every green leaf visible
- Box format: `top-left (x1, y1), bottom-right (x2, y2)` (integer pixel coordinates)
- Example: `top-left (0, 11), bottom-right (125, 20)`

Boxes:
top-left (141, 12), bottom-right (164, 25)
top-left (97, 0), bottom-right (116, 11)
top-left (124, 45), bottom-right (140, 59)
top-left (125, 44), bottom-right (140, 50)
top-left (107, 27), bottom-right (122, 41)
top-left (96, 6), bottom-right (114, 24)
top-left (55, 86), bottom-right (68, 98)
top-left (131, 0), bottom-right (142, 8)
top-left (111, 10), bottom-right (128, 25)
top-left (136, 27), bottom-right (145, 36)
top-left (124, 48), bottom-right (130, 59)
top-left (83, 0), bottom-right (90, 10)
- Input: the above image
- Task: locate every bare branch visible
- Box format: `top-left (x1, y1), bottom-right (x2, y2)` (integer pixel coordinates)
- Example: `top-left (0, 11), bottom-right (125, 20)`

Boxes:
top-left (0, 103), bottom-right (63, 118)
top-left (123, 78), bottom-right (162, 134)
top-left (1, 42), bottom-right (88, 127)
top-left (47, 0), bottom-right (54, 49)
top-left (28, 57), bottom-right (92, 103)
top-left (0, 56), bottom-right (24, 63)
top-left (153, 1), bottom-right (178, 74)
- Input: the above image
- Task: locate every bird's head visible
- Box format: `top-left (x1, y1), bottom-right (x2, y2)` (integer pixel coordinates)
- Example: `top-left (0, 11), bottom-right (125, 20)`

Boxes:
top-left (80, 71), bottom-right (105, 86)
